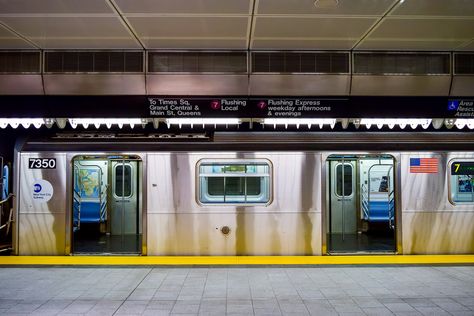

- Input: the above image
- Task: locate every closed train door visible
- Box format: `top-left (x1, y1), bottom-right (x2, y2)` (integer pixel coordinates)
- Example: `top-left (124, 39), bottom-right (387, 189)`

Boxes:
top-left (326, 155), bottom-right (396, 253)
top-left (328, 159), bottom-right (357, 251)
top-left (72, 156), bottom-right (141, 254)
top-left (110, 160), bottom-right (139, 236)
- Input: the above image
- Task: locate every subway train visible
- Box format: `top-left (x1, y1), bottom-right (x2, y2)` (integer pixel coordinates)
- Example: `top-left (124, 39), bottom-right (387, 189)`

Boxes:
top-left (12, 131), bottom-right (474, 256)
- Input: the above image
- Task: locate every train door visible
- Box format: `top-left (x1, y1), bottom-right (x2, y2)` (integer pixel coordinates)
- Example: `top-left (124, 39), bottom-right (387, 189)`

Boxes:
top-left (327, 159), bottom-right (358, 251)
top-left (72, 156), bottom-right (141, 254)
top-left (326, 155), bottom-right (396, 253)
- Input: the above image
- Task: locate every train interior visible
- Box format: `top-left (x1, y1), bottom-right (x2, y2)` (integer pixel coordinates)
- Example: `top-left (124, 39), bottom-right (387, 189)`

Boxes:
top-left (72, 156), bottom-right (142, 254)
top-left (0, 156), bottom-right (13, 253)
top-left (326, 155), bottom-right (396, 253)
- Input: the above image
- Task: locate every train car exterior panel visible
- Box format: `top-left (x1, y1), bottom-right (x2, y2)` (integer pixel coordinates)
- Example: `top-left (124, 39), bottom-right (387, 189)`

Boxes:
top-left (17, 153), bottom-right (67, 255)
top-left (146, 152), bottom-right (322, 255)
top-left (402, 212), bottom-right (474, 254)
top-left (18, 213), bottom-right (66, 255)
top-left (147, 213), bottom-right (321, 255)
top-left (400, 152), bottom-right (474, 254)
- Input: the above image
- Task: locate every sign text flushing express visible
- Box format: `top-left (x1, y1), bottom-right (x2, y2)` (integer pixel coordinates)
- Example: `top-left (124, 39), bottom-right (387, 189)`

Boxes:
top-left (250, 98), bottom-right (347, 118)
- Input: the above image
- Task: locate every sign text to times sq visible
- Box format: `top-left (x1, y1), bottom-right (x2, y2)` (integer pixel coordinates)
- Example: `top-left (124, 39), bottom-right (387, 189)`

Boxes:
top-left (148, 98), bottom-right (247, 117)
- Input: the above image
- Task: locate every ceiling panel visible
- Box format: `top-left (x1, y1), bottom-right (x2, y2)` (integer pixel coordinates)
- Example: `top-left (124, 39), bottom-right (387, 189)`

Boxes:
top-left (367, 18), bottom-right (474, 39)
top-left (127, 16), bottom-right (249, 38)
top-left (0, 24), bottom-right (35, 48)
top-left (252, 39), bottom-right (356, 50)
top-left (34, 38), bottom-right (140, 49)
top-left (0, 0), bottom-right (113, 14)
top-left (0, 16), bottom-right (132, 38)
top-left (256, 0), bottom-right (397, 16)
top-left (254, 17), bottom-right (376, 38)
top-left (0, 38), bottom-right (35, 49)
top-left (114, 0), bottom-right (252, 14)
top-left (0, 16), bottom-right (138, 49)
top-left (143, 39), bottom-right (247, 49)
top-left (356, 39), bottom-right (467, 51)
top-left (457, 41), bottom-right (474, 51)
top-left (391, 0), bottom-right (474, 16)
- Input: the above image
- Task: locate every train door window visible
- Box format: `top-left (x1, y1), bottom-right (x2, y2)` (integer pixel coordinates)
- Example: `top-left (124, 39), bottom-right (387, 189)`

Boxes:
top-left (326, 155), bottom-right (396, 254)
top-left (115, 164), bottom-right (132, 197)
top-left (336, 164), bottom-right (353, 196)
top-left (449, 161), bottom-right (474, 204)
top-left (198, 161), bottom-right (271, 204)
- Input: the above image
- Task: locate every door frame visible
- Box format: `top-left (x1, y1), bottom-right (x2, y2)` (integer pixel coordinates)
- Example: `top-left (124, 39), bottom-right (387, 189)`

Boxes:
top-left (65, 153), bottom-right (147, 255)
top-left (321, 152), bottom-right (402, 255)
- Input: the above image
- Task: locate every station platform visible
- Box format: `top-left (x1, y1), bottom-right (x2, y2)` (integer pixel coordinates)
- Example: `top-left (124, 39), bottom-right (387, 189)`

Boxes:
top-left (0, 264), bottom-right (473, 315)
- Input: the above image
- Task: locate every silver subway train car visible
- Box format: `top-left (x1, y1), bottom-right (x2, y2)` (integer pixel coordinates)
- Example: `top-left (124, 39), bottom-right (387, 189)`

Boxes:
top-left (12, 132), bottom-right (474, 256)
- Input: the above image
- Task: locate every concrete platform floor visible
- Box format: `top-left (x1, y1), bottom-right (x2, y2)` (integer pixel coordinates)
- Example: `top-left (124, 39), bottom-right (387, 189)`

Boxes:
top-left (0, 266), bottom-right (473, 315)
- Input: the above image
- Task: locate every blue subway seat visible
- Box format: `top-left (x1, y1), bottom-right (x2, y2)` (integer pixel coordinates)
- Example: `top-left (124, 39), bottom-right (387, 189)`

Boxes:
top-left (366, 201), bottom-right (394, 222)
top-left (78, 201), bottom-right (103, 224)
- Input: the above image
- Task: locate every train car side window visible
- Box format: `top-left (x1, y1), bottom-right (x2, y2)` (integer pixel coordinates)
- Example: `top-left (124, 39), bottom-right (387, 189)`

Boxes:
top-left (115, 164), bottom-right (132, 197)
top-left (198, 162), bottom-right (270, 204)
top-left (449, 161), bottom-right (474, 204)
top-left (336, 164), bottom-right (353, 197)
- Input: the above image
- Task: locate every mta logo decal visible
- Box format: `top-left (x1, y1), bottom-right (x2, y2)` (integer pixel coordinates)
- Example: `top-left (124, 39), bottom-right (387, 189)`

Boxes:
top-left (448, 100), bottom-right (459, 111)
top-left (33, 183), bottom-right (42, 193)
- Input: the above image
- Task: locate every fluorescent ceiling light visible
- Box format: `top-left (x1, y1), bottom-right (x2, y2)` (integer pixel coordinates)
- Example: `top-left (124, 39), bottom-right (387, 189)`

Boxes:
top-left (0, 118), bottom-right (44, 129)
top-left (454, 119), bottom-right (474, 129)
top-left (263, 118), bottom-right (336, 129)
top-left (68, 118), bottom-right (145, 129)
top-left (165, 118), bottom-right (241, 128)
top-left (359, 119), bottom-right (431, 129)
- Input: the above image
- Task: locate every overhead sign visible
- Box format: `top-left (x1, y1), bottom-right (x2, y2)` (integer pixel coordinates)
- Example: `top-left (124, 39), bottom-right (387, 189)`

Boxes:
top-left (0, 95), bottom-right (473, 118)
top-left (447, 99), bottom-right (474, 118)
top-left (249, 98), bottom-right (349, 118)
top-left (147, 97), bottom-right (248, 118)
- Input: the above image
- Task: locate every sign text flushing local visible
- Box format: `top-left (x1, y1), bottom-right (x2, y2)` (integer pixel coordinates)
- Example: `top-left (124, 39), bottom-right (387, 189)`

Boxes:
top-left (148, 98), bottom-right (247, 118)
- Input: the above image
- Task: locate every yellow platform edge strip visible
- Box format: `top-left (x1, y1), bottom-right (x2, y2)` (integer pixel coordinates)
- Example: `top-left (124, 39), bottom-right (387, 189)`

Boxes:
top-left (0, 255), bottom-right (473, 266)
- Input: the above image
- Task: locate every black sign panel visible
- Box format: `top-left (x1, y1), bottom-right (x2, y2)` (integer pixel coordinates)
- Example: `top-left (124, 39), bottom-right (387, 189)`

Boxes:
top-left (147, 97), bottom-right (248, 118)
top-left (0, 95), bottom-right (473, 119)
top-left (249, 97), bottom-right (349, 118)
top-left (451, 162), bottom-right (474, 175)
top-left (29, 158), bottom-right (56, 169)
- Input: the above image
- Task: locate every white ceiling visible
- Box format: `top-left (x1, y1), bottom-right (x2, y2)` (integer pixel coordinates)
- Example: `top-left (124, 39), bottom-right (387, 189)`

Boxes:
top-left (0, 0), bottom-right (472, 51)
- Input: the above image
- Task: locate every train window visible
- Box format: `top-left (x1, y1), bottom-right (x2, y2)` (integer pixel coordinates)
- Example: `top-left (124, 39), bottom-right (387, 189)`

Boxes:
top-left (198, 162), bottom-right (270, 204)
top-left (336, 164), bottom-right (353, 196)
top-left (450, 161), bottom-right (474, 204)
top-left (115, 165), bottom-right (132, 197)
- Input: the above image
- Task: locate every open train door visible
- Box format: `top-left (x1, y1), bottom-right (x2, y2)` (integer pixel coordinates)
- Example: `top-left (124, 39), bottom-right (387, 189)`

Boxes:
top-left (326, 154), bottom-right (396, 254)
top-left (72, 155), bottom-right (142, 255)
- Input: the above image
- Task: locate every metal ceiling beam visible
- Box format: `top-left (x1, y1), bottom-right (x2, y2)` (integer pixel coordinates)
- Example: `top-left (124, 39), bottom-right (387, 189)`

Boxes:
top-left (351, 0), bottom-right (401, 50)
top-left (0, 20), bottom-right (41, 49)
top-left (106, 0), bottom-right (146, 49)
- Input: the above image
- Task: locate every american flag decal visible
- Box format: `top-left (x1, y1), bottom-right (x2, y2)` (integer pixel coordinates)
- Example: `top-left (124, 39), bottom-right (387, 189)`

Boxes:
top-left (410, 158), bottom-right (439, 173)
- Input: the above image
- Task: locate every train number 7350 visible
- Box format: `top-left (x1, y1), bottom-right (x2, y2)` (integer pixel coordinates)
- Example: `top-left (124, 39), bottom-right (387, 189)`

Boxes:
top-left (28, 158), bottom-right (56, 169)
